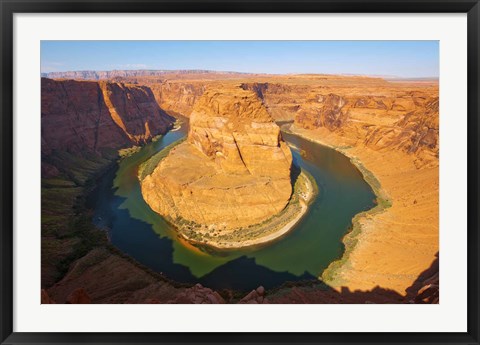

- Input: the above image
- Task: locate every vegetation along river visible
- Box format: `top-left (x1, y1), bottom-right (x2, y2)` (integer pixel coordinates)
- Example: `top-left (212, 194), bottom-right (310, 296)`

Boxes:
top-left (88, 119), bottom-right (376, 291)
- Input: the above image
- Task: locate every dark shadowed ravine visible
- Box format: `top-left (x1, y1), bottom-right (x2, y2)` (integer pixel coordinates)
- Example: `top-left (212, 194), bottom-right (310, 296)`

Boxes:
top-left (87, 119), bottom-right (375, 291)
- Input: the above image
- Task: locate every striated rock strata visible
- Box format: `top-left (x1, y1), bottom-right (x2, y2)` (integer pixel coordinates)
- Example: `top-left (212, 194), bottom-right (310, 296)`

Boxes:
top-left (293, 90), bottom-right (439, 161)
top-left (41, 78), bottom-right (173, 159)
top-left (141, 86), bottom-right (293, 231)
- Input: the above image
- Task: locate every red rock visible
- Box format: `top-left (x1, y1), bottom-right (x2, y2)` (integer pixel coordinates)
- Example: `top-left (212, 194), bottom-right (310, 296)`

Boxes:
top-left (167, 284), bottom-right (226, 304)
top-left (256, 286), bottom-right (265, 296)
top-left (41, 289), bottom-right (56, 304)
top-left (144, 298), bottom-right (161, 304)
top-left (66, 288), bottom-right (92, 304)
top-left (238, 289), bottom-right (268, 304)
top-left (41, 78), bottom-right (173, 156)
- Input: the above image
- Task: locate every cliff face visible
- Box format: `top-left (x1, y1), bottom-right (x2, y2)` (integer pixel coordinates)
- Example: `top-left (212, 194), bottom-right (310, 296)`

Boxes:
top-left (293, 89), bottom-right (439, 160)
top-left (188, 88), bottom-right (292, 176)
top-left (220, 79), bottom-right (439, 161)
top-left (365, 97), bottom-right (439, 155)
top-left (295, 93), bottom-right (349, 131)
top-left (141, 86), bottom-right (293, 230)
top-left (97, 81), bottom-right (173, 144)
top-left (149, 81), bottom-right (206, 117)
top-left (41, 78), bottom-right (173, 157)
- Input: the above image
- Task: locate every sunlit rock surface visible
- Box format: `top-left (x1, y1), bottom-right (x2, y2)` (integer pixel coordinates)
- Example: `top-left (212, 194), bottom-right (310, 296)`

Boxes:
top-left (141, 86), bottom-right (293, 230)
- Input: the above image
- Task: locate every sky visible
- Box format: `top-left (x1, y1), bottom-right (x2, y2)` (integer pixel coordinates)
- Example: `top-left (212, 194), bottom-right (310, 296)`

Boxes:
top-left (41, 41), bottom-right (439, 78)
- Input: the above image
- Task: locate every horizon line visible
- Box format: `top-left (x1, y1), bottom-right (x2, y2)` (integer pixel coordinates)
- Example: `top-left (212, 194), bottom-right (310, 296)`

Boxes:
top-left (40, 68), bottom-right (439, 80)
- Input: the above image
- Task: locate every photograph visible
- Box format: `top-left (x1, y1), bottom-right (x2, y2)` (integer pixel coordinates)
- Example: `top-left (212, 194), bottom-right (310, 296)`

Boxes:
top-left (40, 40), bottom-right (439, 305)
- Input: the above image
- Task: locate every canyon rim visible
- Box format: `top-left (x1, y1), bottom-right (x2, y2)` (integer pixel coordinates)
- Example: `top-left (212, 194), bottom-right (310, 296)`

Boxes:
top-left (41, 41), bottom-right (439, 304)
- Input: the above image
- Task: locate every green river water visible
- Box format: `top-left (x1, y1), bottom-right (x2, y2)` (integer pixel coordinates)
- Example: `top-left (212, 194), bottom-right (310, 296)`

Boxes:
top-left (89, 120), bottom-right (375, 291)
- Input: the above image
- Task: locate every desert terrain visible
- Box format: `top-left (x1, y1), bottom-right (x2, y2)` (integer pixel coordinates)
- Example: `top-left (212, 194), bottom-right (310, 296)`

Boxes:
top-left (41, 70), bottom-right (439, 303)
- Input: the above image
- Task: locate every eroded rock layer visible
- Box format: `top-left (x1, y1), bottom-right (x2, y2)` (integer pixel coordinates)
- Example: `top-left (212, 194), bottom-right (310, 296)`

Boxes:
top-left (293, 90), bottom-right (439, 160)
top-left (141, 86), bottom-right (293, 230)
top-left (41, 78), bottom-right (174, 179)
top-left (41, 78), bottom-right (173, 156)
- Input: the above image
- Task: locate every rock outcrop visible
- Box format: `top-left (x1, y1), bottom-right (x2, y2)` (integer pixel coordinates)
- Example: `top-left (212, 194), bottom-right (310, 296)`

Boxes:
top-left (66, 288), bottom-right (92, 304)
top-left (149, 81), bottom-right (206, 117)
top-left (41, 289), bottom-right (56, 304)
top-left (46, 248), bottom-right (182, 304)
top-left (293, 89), bottom-right (439, 159)
top-left (41, 78), bottom-right (173, 158)
top-left (166, 284), bottom-right (226, 304)
top-left (141, 86), bottom-right (293, 231)
top-left (295, 93), bottom-right (349, 131)
top-left (238, 286), bottom-right (267, 304)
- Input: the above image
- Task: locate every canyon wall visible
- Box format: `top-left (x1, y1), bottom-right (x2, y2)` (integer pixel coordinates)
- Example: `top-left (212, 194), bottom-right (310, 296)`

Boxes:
top-left (188, 87), bottom-right (292, 176)
top-left (149, 81), bottom-right (206, 117)
top-left (293, 90), bottom-right (439, 161)
top-left (41, 78), bottom-right (173, 162)
top-left (239, 78), bottom-right (439, 162)
top-left (136, 77), bottom-right (436, 165)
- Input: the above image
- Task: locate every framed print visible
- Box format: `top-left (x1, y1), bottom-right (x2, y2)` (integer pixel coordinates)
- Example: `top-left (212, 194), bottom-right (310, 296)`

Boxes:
top-left (1, 0), bottom-right (479, 344)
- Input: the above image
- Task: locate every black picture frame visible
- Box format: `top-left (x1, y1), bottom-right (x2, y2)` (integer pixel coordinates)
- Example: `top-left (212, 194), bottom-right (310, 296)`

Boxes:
top-left (1, 1), bottom-right (479, 344)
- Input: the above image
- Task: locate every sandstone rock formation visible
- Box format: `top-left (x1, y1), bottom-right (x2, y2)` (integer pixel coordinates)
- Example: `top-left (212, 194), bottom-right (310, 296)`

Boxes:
top-left (149, 81), bottom-right (206, 117)
top-left (238, 285), bottom-right (267, 304)
top-left (46, 248), bottom-right (182, 304)
top-left (66, 288), bottom-right (92, 304)
top-left (41, 289), bottom-right (56, 304)
top-left (295, 93), bottom-right (349, 131)
top-left (166, 283), bottom-right (226, 304)
top-left (294, 90), bottom-right (439, 159)
top-left (42, 71), bottom-right (439, 301)
top-left (141, 86), bottom-right (293, 231)
top-left (41, 78), bottom-right (173, 162)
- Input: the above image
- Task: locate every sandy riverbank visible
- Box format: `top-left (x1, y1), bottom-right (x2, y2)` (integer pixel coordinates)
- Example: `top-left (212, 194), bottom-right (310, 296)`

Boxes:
top-left (179, 203), bottom-right (308, 250)
top-left (178, 170), bottom-right (316, 250)
top-left (289, 126), bottom-right (439, 296)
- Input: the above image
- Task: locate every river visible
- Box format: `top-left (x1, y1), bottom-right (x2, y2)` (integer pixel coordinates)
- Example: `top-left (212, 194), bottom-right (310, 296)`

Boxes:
top-left (88, 119), bottom-right (375, 291)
